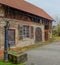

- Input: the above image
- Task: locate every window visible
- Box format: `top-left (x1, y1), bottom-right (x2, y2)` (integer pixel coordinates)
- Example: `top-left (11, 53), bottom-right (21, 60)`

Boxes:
top-left (31, 26), bottom-right (34, 38)
top-left (45, 25), bottom-right (49, 30)
top-left (23, 25), bottom-right (29, 37)
top-left (18, 25), bottom-right (29, 40)
top-left (18, 25), bottom-right (23, 40)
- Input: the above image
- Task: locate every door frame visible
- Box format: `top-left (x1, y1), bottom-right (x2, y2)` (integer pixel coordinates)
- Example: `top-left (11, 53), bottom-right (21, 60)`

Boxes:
top-left (8, 29), bottom-right (15, 46)
top-left (35, 27), bottom-right (42, 43)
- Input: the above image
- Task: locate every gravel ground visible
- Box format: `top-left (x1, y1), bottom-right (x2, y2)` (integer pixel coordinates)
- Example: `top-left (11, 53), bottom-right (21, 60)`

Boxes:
top-left (26, 41), bottom-right (60, 65)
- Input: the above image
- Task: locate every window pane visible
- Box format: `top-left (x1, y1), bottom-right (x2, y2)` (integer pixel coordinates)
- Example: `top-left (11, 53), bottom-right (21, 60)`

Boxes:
top-left (18, 25), bottom-right (23, 40)
top-left (23, 25), bottom-right (29, 37)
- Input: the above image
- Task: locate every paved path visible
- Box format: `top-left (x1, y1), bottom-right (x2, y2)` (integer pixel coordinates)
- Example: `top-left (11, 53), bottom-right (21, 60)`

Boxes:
top-left (26, 41), bottom-right (60, 65)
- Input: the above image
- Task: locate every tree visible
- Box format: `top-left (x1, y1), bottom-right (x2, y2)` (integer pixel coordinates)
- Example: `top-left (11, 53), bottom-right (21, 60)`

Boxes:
top-left (52, 26), bottom-right (57, 36)
top-left (57, 23), bottom-right (60, 36)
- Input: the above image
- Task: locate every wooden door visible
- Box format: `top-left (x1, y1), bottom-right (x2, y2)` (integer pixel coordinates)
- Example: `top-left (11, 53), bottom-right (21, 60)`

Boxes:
top-left (35, 27), bottom-right (42, 43)
top-left (45, 31), bottom-right (48, 41)
top-left (8, 29), bottom-right (15, 46)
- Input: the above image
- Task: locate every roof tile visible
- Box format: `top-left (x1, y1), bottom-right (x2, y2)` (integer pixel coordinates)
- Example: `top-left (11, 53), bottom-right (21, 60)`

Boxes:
top-left (0, 0), bottom-right (53, 20)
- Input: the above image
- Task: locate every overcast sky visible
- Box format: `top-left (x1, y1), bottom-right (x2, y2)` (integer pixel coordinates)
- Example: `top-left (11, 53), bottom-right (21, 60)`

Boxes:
top-left (25, 0), bottom-right (60, 25)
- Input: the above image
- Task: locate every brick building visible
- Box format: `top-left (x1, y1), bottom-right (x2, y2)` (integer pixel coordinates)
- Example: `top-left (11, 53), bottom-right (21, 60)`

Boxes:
top-left (0, 0), bottom-right (53, 48)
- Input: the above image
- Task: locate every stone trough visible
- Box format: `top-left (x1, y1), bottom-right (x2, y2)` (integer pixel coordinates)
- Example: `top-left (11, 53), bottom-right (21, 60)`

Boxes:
top-left (8, 50), bottom-right (28, 64)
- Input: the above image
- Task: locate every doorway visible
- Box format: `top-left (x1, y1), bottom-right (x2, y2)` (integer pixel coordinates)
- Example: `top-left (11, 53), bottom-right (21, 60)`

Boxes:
top-left (8, 29), bottom-right (15, 46)
top-left (45, 31), bottom-right (48, 41)
top-left (35, 27), bottom-right (42, 43)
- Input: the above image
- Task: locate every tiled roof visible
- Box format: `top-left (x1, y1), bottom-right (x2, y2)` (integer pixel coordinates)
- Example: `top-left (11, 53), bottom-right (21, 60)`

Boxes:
top-left (0, 0), bottom-right (53, 21)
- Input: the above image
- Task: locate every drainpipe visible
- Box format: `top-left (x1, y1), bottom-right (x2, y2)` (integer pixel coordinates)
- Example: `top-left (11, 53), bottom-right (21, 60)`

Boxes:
top-left (4, 21), bottom-right (10, 62)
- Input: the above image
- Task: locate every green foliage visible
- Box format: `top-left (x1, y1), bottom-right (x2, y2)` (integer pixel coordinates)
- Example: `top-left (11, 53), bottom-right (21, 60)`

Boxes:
top-left (52, 24), bottom-right (60, 36)
top-left (52, 30), bottom-right (57, 36)
top-left (52, 26), bottom-right (58, 36)
top-left (0, 60), bottom-right (24, 65)
top-left (57, 24), bottom-right (60, 36)
top-left (53, 36), bottom-right (60, 42)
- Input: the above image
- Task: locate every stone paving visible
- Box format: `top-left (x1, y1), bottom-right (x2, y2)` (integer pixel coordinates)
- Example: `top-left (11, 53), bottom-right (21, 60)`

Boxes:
top-left (26, 41), bottom-right (60, 65)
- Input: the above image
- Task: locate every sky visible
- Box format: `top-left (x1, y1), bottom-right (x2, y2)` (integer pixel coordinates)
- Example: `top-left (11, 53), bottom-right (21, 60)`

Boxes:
top-left (25, 0), bottom-right (60, 26)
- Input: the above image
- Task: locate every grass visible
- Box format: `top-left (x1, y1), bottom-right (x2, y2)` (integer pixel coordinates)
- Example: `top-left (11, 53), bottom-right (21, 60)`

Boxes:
top-left (0, 60), bottom-right (25, 65)
top-left (54, 36), bottom-right (60, 42)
